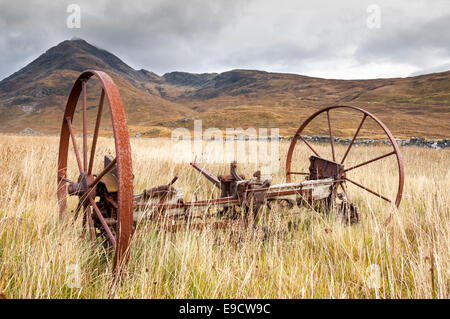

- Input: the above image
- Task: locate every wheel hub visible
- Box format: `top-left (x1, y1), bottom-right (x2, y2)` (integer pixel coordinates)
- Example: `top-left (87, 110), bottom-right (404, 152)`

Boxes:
top-left (68, 172), bottom-right (96, 201)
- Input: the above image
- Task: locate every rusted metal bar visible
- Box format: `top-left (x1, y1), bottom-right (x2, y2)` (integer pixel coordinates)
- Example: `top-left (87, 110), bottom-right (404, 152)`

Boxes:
top-left (161, 198), bottom-right (237, 209)
top-left (89, 157), bottom-right (117, 188)
top-left (344, 177), bottom-right (391, 203)
top-left (341, 114), bottom-right (367, 164)
top-left (250, 179), bottom-right (343, 194)
top-left (135, 196), bottom-right (239, 209)
top-left (65, 117), bottom-right (83, 173)
top-left (326, 110), bottom-right (336, 162)
top-left (286, 171), bottom-right (309, 175)
top-left (82, 80), bottom-right (88, 172)
top-left (90, 198), bottom-right (117, 248)
top-left (230, 161), bottom-right (244, 182)
top-left (158, 176), bottom-right (178, 204)
top-left (345, 151), bottom-right (396, 172)
top-left (86, 206), bottom-right (95, 244)
top-left (299, 135), bottom-right (321, 157)
top-left (88, 89), bottom-right (105, 175)
top-left (190, 162), bottom-right (221, 188)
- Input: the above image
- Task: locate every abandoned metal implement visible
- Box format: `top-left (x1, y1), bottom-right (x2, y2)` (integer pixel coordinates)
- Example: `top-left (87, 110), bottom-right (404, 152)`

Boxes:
top-left (57, 70), bottom-right (405, 273)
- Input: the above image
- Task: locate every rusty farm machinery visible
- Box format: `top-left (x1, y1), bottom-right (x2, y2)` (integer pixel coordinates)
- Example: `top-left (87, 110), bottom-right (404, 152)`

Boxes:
top-left (57, 70), bottom-right (405, 272)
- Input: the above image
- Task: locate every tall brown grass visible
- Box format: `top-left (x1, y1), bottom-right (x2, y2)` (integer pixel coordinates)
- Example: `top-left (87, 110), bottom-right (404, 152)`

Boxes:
top-left (0, 135), bottom-right (448, 298)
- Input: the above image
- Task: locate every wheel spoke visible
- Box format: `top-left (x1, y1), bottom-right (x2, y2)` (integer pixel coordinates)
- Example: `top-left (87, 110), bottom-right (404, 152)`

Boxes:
top-left (82, 80), bottom-right (88, 172)
top-left (86, 206), bottom-right (96, 244)
top-left (88, 157), bottom-right (117, 188)
top-left (337, 181), bottom-right (349, 200)
top-left (81, 207), bottom-right (86, 237)
top-left (326, 110), bottom-right (336, 162)
top-left (299, 135), bottom-right (321, 157)
top-left (345, 151), bottom-right (396, 172)
top-left (90, 198), bottom-right (117, 248)
top-left (88, 89), bottom-right (105, 175)
top-left (344, 177), bottom-right (391, 203)
top-left (65, 117), bottom-right (83, 173)
top-left (339, 181), bottom-right (347, 194)
top-left (341, 114), bottom-right (367, 164)
top-left (72, 200), bottom-right (83, 222)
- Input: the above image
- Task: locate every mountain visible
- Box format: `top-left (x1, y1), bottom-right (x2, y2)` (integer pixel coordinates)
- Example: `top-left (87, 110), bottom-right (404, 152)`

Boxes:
top-left (0, 38), bottom-right (449, 138)
top-left (0, 39), bottom-right (194, 135)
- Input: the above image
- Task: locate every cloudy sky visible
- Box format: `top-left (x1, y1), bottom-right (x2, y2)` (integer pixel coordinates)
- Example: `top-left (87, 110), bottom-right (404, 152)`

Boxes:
top-left (0, 0), bottom-right (449, 80)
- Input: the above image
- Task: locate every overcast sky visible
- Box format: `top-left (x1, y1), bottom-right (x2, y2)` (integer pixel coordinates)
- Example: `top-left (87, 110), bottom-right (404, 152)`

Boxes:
top-left (0, 0), bottom-right (449, 80)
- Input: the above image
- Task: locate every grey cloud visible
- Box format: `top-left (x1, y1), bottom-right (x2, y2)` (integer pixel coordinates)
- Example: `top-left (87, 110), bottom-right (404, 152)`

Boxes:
top-left (0, 0), bottom-right (449, 80)
top-left (410, 62), bottom-right (450, 76)
top-left (355, 13), bottom-right (450, 66)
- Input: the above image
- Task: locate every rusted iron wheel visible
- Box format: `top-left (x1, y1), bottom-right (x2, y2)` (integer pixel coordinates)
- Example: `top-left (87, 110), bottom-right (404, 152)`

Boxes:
top-left (286, 105), bottom-right (404, 208)
top-left (57, 70), bottom-right (133, 273)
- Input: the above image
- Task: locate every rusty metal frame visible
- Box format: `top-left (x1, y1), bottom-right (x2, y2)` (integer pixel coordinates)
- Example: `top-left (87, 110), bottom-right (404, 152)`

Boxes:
top-left (58, 71), bottom-right (406, 274)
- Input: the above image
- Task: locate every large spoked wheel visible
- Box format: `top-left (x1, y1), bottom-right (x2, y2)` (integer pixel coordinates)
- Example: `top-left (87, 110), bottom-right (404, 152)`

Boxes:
top-left (286, 105), bottom-right (404, 216)
top-left (57, 70), bottom-right (133, 273)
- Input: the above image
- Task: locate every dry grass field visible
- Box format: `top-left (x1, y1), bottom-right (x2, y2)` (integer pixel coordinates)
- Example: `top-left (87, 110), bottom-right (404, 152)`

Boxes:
top-left (0, 135), bottom-right (448, 298)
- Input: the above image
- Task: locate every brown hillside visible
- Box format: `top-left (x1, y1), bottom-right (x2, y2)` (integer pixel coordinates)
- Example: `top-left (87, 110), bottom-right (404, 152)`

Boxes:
top-left (0, 39), bottom-right (448, 138)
